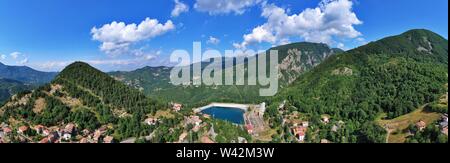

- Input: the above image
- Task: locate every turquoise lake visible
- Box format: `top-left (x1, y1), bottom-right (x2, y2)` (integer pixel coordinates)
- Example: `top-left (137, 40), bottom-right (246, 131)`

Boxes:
top-left (201, 106), bottom-right (245, 124)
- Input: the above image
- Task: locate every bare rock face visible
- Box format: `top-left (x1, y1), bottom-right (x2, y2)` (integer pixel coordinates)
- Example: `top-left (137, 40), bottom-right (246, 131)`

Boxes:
top-left (332, 67), bottom-right (353, 76)
top-left (279, 47), bottom-right (337, 86)
top-left (417, 37), bottom-right (433, 54)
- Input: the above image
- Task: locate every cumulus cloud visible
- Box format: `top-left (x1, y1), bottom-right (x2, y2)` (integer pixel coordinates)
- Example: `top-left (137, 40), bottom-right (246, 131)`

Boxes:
top-left (39, 61), bottom-right (71, 70)
top-left (235, 0), bottom-right (363, 49)
top-left (337, 43), bottom-right (346, 49)
top-left (207, 36), bottom-right (221, 45)
top-left (0, 54), bottom-right (6, 60)
top-left (91, 18), bottom-right (175, 56)
top-left (172, 0), bottom-right (189, 17)
top-left (10, 52), bottom-right (21, 59)
top-left (194, 0), bottom-right (262, 15)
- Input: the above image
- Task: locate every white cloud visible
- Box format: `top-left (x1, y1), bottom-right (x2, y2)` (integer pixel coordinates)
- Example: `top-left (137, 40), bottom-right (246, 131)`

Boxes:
top-left (356, 37), bottom-right (368, 45)
top-left (156, 50), bottom-right (162, 55)
top-left (10, 52), bottom-right (21, 59)
top-left (19, 58), bottom-right (28, 65)
top-left (194, 0), bottom-right (262, 15)
top-left (0, 54), bottom-right (6, 60)
top-left (172, 0), bottom-right (189, 17)
top-left (40, 59), bottom-right (140, 70)
top-left (91, 18), bottom-right (175, 56)
top-left (86, 59), bottom-right (138, 66)
top-left (37, 55), bottom-right (162, 72)
top-left (337, 43), bottom-right (345, 49)
top-left (39, 61), bottom-right (71, 70)
top-left (235, 0), bottom-right (363, 49)
top-left (207, 36), bottom-right (221, 45)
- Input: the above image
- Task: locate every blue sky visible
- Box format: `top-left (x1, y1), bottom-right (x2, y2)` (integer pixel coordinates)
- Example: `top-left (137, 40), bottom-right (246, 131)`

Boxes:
top-left (0, 0), bottom-right (448, 72)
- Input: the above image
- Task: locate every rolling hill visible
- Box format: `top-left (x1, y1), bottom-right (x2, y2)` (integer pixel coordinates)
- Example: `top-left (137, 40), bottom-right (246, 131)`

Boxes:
top-left (0, 62), bottom-right (166, 141)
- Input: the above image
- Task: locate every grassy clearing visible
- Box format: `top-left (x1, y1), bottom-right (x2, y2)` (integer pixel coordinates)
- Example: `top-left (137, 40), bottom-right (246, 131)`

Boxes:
top-left (32, 98), bottom-right (46, 114)
top-left (254, 127), bottom-right (276, 142)
top-left (377, 106), bottom-right (442, 143)
top-left (153, 109), bottom-right (175, 119)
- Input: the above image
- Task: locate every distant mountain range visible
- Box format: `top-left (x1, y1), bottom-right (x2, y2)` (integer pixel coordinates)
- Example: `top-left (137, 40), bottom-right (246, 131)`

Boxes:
top-left (0, 62), bottom-right (57, 84)
top-left (0, 63), bottom-right (57, 103)
top-left (110, 42), bottom-right (343, 106)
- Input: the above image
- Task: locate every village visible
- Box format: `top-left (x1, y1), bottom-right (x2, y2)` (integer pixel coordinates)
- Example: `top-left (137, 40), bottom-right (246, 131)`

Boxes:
top-left (1, 99), bottom-right (447, 144)
top-left (0, 122), bottom-right (115, 143)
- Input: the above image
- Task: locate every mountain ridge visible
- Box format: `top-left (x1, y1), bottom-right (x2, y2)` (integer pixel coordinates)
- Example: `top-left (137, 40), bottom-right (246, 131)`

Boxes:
top-left (0, 62), bottom-right (57, 85)
top-left (110, 42), bottom-right (342, 106)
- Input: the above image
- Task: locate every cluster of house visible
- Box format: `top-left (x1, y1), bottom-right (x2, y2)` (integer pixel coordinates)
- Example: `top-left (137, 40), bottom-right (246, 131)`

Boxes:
top-left (0, 123), bottom-right (12, 143)
top-left (1, 124), bottom-right (34, 142)
top-left (184, 115), bottom-right (203, 132)
top-left (0, 122), bottom-right (115, 143)
top-left (177, 115), bottom-right (212, 143)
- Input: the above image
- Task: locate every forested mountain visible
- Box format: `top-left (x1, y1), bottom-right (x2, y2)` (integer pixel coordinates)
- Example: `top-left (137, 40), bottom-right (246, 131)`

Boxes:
top-left (265, 29), bottom-right (448, 143)
top-left (110, 42), bottom-right (342, 107)
top-left (0, 78), bottom-right (33, 104)
top-left (0, 62), bottom-right (166, 141)
top-left (0, 62), bottom-right (57, 84)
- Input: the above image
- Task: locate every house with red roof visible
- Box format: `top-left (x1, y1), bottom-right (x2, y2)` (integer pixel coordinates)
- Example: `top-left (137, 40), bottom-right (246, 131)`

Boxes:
top-left (65, 123), bottom-right (76, 134)
top-left (292, 126), bottom-right (307, 142)
top-left (39, 137), bottom-right (49, 144)
top-left (34, 125), bottom-right (45, 134)
top-left (416, 120), bottom-right (427, 131)
top-left (103, 136), bottom-right (114, 143)
top-left (246, 124), bottom-right (254, 134)
top-left (2, 127), bottom-right (12, 135)
top-left (18, 126), bottom-right (29, 134)
top-left (173, 103), bottom-right (182, 112)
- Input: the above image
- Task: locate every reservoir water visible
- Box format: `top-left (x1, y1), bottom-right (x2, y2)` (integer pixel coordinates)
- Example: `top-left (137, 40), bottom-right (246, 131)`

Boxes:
top-left (201, 106), bottom-right (245, 124)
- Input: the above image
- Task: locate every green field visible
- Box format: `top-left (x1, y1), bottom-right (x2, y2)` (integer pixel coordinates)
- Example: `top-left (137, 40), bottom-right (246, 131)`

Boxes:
top-left (377, 106), bottom-right (442, 143)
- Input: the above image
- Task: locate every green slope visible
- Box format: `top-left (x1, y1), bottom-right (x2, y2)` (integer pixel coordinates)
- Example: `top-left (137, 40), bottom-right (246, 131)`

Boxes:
top-left (0, 78), bottom-right (33, 104)
top-left (265, 29), bottom-right (448, 143)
